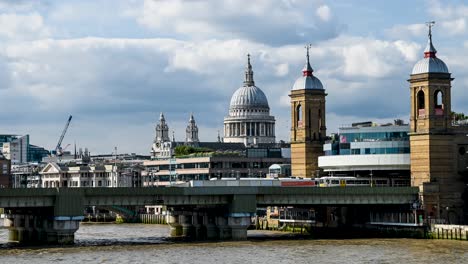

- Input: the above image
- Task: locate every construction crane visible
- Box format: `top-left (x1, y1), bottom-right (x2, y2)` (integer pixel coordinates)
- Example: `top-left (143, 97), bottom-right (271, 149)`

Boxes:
top-left (55, 115), bottom-right (72, 156)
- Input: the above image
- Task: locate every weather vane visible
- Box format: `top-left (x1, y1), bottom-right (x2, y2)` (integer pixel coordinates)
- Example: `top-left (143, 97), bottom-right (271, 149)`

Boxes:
top-left (305, 44), bottom-right (312, 58)
top-left (425, 21), bottom-right (435, 40)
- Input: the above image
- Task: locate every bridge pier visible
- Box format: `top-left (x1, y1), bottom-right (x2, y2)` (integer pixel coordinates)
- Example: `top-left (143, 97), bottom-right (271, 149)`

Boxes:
top-left (203, 213), bottom-right (219, 240)
top-left (216, 216), bottom-right (231, 240)
top-left (167, 211), bottom-right (183, 237)
top-left (192, 212), bottom-right (205, 240)
top-left (228, 214), bottom-right (250, 240)
top-left (180, 212), bottom-right (195, 239)
top-left (4, 212), bottom-right (81, 245)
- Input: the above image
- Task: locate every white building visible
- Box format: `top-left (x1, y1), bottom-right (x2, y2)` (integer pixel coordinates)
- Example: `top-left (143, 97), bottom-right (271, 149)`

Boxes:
top-left (40, 162), bottom-right (140, 188)
top-left (223, 55), bottom-right (276, 146)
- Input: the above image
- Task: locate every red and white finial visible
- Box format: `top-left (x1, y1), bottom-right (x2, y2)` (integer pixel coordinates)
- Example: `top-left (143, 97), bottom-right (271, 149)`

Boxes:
top-left (302, 44), bottom-right (313, 76)
top-left (424, 21), bottom-right (437, 58)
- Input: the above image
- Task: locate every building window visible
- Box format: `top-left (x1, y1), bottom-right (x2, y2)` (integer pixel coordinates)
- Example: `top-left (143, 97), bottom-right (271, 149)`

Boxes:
top-left (434, 90), bottom-right (444, 115)
top-left (297, 104), bottom-right (302, 127)
top-left (417, 90), bottom-right (425, 116)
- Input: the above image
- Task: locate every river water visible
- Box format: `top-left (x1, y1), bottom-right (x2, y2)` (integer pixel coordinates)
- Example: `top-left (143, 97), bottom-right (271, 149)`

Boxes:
top-left (0, 224), bottom-right (467, 264)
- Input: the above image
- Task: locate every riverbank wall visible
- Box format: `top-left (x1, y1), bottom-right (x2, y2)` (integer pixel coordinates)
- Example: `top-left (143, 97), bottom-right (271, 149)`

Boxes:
top-left (137, 214), bottom-right (167, 224)
top-left (428, 224), bottom-right (468, 240)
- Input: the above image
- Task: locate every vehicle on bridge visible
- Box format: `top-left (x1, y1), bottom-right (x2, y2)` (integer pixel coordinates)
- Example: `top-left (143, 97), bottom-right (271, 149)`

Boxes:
top-left (178, 176), bottom-right (408, 188)
top-left (317, 176), bottom-right (408, 187)
top-left (183, 177), bottom-right (318, 187)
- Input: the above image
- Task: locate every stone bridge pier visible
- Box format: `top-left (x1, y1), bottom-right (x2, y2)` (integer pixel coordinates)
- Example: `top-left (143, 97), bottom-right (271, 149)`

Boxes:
top-left (3, 208), bottom-right (82, 245)
top-left (167, 194), bottom-right (256, 241)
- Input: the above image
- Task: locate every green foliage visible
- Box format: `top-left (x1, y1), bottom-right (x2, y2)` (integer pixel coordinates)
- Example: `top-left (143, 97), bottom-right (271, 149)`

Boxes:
top-left (174, 145), bottom-right (212, 157)
top-left (452, 111), bottom-right (468, 121)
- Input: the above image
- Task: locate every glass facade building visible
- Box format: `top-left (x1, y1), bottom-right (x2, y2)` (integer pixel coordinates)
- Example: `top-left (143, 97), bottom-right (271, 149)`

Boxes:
top-left (319, 121), bottom-right (411, 182)
top-left (324, 123), bottom-right (410, 156)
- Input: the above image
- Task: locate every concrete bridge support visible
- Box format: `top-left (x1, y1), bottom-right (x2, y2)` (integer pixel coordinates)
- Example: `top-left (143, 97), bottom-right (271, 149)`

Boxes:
top-left (180, 212), bottom-right (195, 239)
top-left (228, 214), bottom-right (251, 240)
top-left (167, 211), bottom-right (183, 237)
top-left (203, 212), bottom-right (219, 240)
top-left (192, 212), bottom-right (205, 240)
top-left (4, 212), bottom-right (81, 245)
top-left (216, 216), bottom-right (231, 240)
top-left (167, 207), bottom-right (251, 241)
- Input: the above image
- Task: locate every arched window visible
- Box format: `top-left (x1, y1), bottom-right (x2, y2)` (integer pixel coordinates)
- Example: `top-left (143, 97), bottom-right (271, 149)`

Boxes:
top-left (434, 90), bottom-right (443, 109)
top-left (434, 90), bottom-right (444, 115)
top-left (296, 104), bottom-right (302, 126)
top-left (417, 90), bottom-right (425, 117)
top-left (318, 109), bottom-right (322, 139)
top-left (417, 91), bottom-right (425, 109)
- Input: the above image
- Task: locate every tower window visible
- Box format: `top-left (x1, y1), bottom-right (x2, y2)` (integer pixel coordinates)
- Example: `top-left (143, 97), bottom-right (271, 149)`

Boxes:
top-left (434, 90), bottom-right (444, 116)
top-left (417, 90), bottom-right (425, 116)
top-left (297, 104), bottom-right (302, 127)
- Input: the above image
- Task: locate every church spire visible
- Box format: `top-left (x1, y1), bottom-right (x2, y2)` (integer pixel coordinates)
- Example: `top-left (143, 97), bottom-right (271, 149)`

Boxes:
top-left (302, 44), bottom-right (313, 77)
top-left (424, 21), bottom-right (437, 58)
top-left (155, 112), bottom-right (170, 142)
top-left (243, 54), bottom-right (255, 87)
top-left (186, 113), bottom-right (199, 143)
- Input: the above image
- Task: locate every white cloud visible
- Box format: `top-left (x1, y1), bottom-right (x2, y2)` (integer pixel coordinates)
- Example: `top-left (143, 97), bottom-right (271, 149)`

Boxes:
top-left (385, 23), bottom-right (426, 39)
top-left (426, 1), bottom-right (468, 36)
top-left (135, 0), bottom-right (342, 45)
top-left (428, 0), bottom-right (468, 20)
top-left (316, 5), bottom-right (331, 22)
top-left (0, 13), bottom-right (49, 40)
top-left (275, 63), bottom-right (289, 77)
top-left (440, 18), bottom-right (466, 36)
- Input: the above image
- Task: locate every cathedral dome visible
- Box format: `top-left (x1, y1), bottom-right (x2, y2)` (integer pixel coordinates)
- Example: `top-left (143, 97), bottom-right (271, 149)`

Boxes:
top-left (411, 23), bottom-right (449, 75)
top-left (229, 86), bottom-right (269, 110)
top-left (229, 54), bottom-right (270, 111)
top-left (292, 46), bottom-right (324, 90)
top-left (224, 54), bottom-right (276, 146)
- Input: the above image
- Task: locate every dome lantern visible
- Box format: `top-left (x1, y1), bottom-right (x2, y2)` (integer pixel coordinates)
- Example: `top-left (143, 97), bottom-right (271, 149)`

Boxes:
top-left (411, 21), bottom-right (449, 75)
top-left (292, 44), bottom-right (324, 90)
top-left (243, 54), bottom-right (255, 87)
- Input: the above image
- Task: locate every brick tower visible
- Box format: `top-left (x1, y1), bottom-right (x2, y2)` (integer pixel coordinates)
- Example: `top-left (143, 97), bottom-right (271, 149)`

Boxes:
top-left (289, 45), bottom-right (326, 178)
top-left (409, 22), bottom-right (466, 223)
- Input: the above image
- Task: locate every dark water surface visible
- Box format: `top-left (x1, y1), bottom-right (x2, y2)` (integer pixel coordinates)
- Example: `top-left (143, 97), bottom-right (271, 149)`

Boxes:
top-left (0, 224), bottom-right (467, 264)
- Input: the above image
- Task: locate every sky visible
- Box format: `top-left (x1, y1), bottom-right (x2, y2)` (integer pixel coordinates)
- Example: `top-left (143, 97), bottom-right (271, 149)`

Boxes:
top-left (0, 0), bottom-right (467, 155)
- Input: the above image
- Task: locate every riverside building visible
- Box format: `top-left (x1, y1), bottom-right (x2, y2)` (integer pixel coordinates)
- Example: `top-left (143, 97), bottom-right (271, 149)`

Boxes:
top-left (318, 120), bottom-right (410, 186)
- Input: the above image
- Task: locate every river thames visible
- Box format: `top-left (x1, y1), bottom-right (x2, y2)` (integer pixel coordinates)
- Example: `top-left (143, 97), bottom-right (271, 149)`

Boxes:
top-left (0, 224), bottom-right (467, 263)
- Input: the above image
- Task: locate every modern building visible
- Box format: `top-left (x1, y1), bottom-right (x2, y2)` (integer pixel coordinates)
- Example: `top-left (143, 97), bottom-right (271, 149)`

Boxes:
top-left (318, 120), bottom-right (410, 185)
top-left (0, 153), bottom-right (11, 187)
top-left (143, 150), bottom-right (289, 186)
top-left (1, 135), bottom-right (28, 164)
top-left (223, 55), bottom-right (276, 145)
top-left (28, 145), bottom-right (50, 163)
top-left (289, 46), bottom-right (327, 178)
top-left (0, 134), bottom-right (49, 164)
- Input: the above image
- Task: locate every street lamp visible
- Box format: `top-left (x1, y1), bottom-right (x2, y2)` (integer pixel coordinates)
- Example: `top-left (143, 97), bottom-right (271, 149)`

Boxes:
top-left (445, 206), bottom-right (450, 224)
